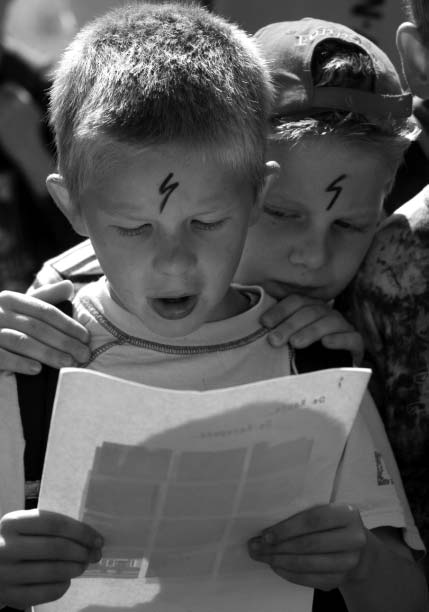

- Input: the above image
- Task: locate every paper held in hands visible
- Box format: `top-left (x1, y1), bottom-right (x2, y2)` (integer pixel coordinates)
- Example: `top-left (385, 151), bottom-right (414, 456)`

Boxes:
top-left (36, 366), bottom-right (371, 612)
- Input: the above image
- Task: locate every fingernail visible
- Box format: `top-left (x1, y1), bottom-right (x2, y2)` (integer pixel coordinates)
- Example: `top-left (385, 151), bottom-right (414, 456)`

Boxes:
top-left (94, 535), bottom-right (104, 548)
top-left (29, 362), bottom-right (41, 374)
top-left (249, 537), bottom-right (261, 553)
top-left (261, 317), bottom-right (274, 329)
top-left (76, 349), bottom-right (90, 363)
top-left (262, 531), bottom-right (275, 545)
top-left (268, 332), bottom-right (282, 346)
top-left (89, 548), bottom-right (102, 563)
top-left (59, 355), bottom-right (74, 367)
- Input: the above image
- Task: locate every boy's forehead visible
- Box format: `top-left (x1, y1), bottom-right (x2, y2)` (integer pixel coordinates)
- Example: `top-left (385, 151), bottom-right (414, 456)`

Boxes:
top-left (89, 140), bottom-right (233, 177)
top-left (83, 141), bottom-right (252, 209)
top-left (268, 134), bottom-right (389, 168)
top-left (267, 138), bottom-right (391, 206)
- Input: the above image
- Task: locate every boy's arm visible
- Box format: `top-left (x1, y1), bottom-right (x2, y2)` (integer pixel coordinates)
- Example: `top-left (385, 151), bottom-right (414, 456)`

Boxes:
top-left (341, 525), bottom-right (427, 612)
top-left (0, 282), bottom-right (90, 374)
top-left (261, 294), bottom-right (364, 364)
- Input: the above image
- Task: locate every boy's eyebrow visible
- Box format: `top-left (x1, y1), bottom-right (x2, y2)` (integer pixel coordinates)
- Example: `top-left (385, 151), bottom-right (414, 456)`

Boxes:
top-left (325, 174), bottom-right (348, 210)
top-left (159, 172), bottom-right (179, 213)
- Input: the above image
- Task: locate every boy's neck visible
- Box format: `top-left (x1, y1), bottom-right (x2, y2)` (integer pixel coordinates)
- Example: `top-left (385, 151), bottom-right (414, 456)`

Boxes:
top-left (104, 278), bottom-right (255, 337)
top-left (205, 285), bottom-right (253, 323)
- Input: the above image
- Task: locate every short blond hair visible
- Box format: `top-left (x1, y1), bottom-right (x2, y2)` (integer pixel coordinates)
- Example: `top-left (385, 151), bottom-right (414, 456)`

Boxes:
top-left (49, 2), bottom-right (272, 200)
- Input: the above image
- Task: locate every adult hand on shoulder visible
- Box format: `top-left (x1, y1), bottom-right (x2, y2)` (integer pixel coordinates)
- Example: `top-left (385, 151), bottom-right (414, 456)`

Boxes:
top-left (248, 503), bottom-right (371, 592)
top-left (261, 294), bottom-right (364, 364)
top-left (0, 509), bottom-right (103, 608)
top-left (0, 281), bottom-right (90, 374)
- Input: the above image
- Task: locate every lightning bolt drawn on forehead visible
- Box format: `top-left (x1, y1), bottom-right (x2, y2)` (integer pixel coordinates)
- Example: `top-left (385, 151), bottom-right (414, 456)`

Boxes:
top-left (159, 173), bottom-right (179, 213)
top-left (325, 174), bottom-right (348, 210)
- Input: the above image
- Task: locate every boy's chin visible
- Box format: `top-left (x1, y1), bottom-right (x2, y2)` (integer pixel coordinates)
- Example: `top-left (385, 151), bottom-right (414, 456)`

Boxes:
top-left (141, 309), bottom-right (205, 339)
top-left (145, 318), bottom-right (203, 339)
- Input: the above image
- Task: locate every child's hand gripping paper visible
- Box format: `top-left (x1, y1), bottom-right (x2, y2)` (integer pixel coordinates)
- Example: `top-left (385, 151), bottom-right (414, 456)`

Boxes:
top-left (248, 503), bottom-right (369, 592)
top-left (248, 503), bottom-right (427, 611)
top-left (0, 509), bottom-right (103, 608)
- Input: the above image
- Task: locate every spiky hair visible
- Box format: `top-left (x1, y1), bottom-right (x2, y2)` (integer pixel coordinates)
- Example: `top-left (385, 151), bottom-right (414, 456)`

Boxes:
top-left (49, 1), bottom-right (272, 199)
top-left (404, 0), bottom-right (429, 43)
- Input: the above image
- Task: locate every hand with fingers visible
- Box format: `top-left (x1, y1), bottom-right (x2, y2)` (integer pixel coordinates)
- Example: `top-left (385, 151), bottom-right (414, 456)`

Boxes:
top-left (261, 294), bottom-right (364, 365)
top-left (0, 509), bottom-right (103, 608)
top-left (0, 281), bottom-right (91, 375)
top-left (248, 504), bottom-right (370, 592)
top-left (248, 504), bottom-right (428, 611)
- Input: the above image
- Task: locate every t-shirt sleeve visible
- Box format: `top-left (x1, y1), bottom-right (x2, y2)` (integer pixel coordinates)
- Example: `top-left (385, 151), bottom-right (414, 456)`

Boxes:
top-left (331, 391), bottom-right (425, 554)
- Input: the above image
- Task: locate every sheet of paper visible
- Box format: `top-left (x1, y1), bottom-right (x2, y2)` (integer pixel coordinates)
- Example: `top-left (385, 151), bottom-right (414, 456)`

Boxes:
top-left (36, 366), bottom-right (371, 612)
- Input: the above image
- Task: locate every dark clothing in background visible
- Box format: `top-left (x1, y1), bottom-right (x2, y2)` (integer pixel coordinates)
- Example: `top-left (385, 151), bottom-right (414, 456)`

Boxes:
top-left (384, 139), bottom-right (429, 215)
top-left (0, 144), bottom-right (54, 291)
top-left (0, 48), bottom-right (81, 292)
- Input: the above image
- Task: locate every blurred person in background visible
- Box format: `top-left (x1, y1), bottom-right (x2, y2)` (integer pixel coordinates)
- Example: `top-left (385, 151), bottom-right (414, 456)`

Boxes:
top-left (384, 95), bottom-right (429, 213)
top-left (0, 0), bottom-right (80, 292)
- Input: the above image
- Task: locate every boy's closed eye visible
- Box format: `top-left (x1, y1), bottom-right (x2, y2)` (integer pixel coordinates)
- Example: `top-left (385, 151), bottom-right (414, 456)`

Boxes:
top-left (114, 224), bottom-right (152, 237)
top-left (334, 219), bottom-right (370, 233)
top-left (114, 218), bottom-right (229, 236)
top-left (191, 218), bottom-right (228, 231)
top-left (264, 204), bottom-right (372, 234)
top-left (263, 204), bottom-right (302, 221)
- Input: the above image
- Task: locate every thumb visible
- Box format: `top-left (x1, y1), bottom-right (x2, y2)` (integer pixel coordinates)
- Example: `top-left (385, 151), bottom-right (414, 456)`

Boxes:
top-left (28, 280), bottom-right (74, 304)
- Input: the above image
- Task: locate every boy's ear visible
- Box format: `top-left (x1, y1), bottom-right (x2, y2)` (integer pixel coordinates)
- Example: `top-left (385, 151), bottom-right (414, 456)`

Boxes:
top-left (250, 160), bottom-right (280, 225)
top-left (397, 22), bottom-right (429, 99)
top-left (46, 174), bottom-right (89, 237)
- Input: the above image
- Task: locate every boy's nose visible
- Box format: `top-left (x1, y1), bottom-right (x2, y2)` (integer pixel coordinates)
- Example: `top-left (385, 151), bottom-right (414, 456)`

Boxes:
top-left (288, 234), bottom-right (328, 270)
top-left (153, 234), bottom-right (197, 274)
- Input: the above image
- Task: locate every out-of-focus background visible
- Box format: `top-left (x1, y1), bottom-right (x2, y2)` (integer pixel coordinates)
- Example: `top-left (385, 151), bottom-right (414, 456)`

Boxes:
top-left (0, 0), bottom-right (409, 292)
top-left (4, 0), bottom-right (404, 69)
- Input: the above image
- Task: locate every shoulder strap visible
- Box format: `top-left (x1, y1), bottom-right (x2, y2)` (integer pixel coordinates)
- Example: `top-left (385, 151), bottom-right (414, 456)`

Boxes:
top-left (16, 301), bottom-right (73, 508)
top-left (31, 239), bottom-right (102, 293)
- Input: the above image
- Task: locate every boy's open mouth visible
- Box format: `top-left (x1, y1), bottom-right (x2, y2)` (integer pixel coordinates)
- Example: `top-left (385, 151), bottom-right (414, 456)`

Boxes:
top-left (148, 295), bottom-right (198, 320)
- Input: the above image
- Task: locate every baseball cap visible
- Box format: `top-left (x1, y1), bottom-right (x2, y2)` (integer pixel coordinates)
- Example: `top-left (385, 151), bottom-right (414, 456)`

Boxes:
top-left (254, 18), bottom-right (412, 120)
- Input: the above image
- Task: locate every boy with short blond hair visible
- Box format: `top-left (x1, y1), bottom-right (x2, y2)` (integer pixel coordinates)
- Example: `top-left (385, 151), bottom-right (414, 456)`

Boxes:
top-left (0, 3), bottom-right (283, 607)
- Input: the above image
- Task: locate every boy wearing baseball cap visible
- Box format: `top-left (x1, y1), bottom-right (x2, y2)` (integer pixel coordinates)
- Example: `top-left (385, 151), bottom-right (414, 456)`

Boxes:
top-left (238, 17), bottom-right (427, 611)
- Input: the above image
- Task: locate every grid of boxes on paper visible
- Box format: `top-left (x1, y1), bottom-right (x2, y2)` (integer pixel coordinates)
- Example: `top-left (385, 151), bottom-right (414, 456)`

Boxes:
top-left (80, 438), bottom-right (313, 579)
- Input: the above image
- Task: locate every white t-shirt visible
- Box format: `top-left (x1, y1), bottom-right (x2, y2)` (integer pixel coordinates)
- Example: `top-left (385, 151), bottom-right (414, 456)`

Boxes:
top-left (73, 278), bottom-right (293, 390)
